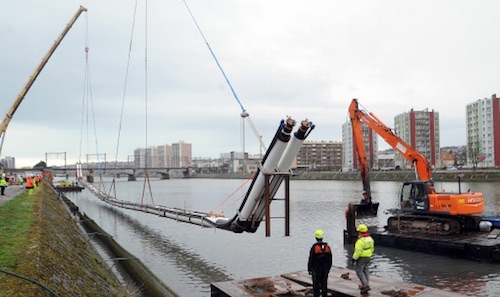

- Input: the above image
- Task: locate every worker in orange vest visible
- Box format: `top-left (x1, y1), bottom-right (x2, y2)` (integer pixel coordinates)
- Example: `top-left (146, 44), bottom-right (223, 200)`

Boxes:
top-left (25, 175), bottom-right (34, 196)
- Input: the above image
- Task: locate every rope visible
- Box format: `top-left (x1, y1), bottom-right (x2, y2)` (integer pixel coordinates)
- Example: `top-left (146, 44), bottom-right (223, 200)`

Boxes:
top-left (210, 174), bottom-right (254, 213)
top-left (0, 267), bottom-right (61, 297)
top-left (181, 0), bottom-right (267, 151)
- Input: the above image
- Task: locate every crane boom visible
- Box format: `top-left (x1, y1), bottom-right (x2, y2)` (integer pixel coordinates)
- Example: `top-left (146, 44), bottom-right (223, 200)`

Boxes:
top-left (0, 5), bottom-right (87, 157)
top-left (349, 98), bottom-right (432, 181)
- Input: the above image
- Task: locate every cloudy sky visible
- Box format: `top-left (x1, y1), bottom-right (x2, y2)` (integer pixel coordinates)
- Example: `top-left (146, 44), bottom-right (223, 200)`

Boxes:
top-left (1, 0), bottom-right (499, 167)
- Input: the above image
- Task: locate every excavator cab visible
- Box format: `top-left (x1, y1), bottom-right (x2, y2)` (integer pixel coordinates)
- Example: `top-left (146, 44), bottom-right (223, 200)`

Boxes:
top-left (400, 181), bottom-right (431, 212)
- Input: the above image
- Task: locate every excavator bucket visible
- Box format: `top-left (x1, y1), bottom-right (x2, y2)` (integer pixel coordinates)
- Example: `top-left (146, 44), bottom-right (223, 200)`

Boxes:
top-left (353, 202), bottom-right (379, 217)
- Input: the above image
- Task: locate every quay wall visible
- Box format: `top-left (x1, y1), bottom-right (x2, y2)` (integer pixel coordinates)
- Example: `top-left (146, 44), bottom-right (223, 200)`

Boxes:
top-left (193, 170), bottom-right (500, 182)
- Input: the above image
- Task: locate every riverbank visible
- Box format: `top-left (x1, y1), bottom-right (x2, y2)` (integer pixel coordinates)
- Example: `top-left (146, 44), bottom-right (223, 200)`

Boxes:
top-left (0, 183), bottom-right (132, 296)
top-left (193, 169), bottom-right (500, 182)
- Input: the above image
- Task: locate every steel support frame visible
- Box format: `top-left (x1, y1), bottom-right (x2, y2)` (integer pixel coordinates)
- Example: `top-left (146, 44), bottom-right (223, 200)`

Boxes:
top-left (264, 173), bottom-right (290, 237)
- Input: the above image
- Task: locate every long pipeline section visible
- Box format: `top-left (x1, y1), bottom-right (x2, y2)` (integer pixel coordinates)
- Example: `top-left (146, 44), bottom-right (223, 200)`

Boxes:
top-left (79, 118), bottom-right (314, 233)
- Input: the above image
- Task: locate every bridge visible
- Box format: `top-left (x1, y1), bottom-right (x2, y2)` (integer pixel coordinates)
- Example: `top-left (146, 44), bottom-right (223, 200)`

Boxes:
top-left (3, 166), bottom-right (194, 180)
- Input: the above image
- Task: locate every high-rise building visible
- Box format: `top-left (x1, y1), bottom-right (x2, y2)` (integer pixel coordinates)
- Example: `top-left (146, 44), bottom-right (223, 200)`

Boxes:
top-left (172, 141), bottom-right (192, 167)
top-left (394, 108), bottom-right (440, 169)
top-left (342, 121), bottom-right (378, 171)
top-left (133, 147), bottom-right (152, 168)
top-left (466, 94), bottom-right (500, 168)
top-left (157, 144), bottom-right (173, 167)
top-left (296, 141), bottom-right (342, 171)
top-left (134, 141), bottom-right (191, 168)
top-left (0, 156), bottom-right (15, 169)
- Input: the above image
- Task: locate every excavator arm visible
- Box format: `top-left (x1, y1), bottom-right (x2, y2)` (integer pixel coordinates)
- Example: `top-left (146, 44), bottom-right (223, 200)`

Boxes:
top-left (348, 101), bottom-right (372, 203)
top-left (0, 5), bottom-right (87, 157)
top-left (349, 99), bottom-right (432, 181)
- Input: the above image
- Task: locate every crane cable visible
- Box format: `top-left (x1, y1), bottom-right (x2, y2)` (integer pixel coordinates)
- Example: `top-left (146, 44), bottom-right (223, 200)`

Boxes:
top-left (79, 11), bottom-right (103, 190)
top-left (114, 0), bottom-right (138, 171)
top-left (108, 0), bottom-right (140, 199)
top-left (181, 0), bottom-right (267, 152)
top-left (141, 0), bottom-right (154, 205)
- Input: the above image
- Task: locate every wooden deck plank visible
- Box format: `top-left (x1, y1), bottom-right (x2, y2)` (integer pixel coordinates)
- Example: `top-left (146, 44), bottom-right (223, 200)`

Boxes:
top-left (211, 266), bottom-right (467, 297)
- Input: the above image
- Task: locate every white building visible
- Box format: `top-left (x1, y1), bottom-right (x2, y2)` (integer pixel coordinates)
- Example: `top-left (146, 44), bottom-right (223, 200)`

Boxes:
top-left (342, 120), bottom-right (378, 171)
top-left (466, 94), bottom-right (500, 168)
top-left (135, 141), bottom-right (192, 169)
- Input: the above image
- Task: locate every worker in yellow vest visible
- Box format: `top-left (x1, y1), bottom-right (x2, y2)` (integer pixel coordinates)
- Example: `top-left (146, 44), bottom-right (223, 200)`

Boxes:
top-left (0, 176), bottom-right (8, 195)
top-left (351, 224), bottom-right (375, 294)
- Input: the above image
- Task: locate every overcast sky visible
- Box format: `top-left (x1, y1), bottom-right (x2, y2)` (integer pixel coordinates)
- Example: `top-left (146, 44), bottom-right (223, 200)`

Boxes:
top-left (1, 0), bottom-right (499, 167)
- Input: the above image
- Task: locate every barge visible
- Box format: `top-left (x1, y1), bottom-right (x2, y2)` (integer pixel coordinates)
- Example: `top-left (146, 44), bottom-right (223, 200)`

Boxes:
top-left (344, 203), bottom-right (500, 262)
top-left (211, 267), bottom-right (467, 296)
top-left (370, 227), bottom-right (500, 262)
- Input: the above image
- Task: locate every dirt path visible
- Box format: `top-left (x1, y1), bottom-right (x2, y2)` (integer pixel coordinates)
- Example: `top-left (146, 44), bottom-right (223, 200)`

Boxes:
top-left (0, 185), bottom-right (26, 206)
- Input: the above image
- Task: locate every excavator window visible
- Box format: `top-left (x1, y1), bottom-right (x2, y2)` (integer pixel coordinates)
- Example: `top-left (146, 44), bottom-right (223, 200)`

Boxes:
top-left (400, 182), bottom-right (429, 211)
top-left (400, 183), bottom-right (412, 209)
top-left (414, 183), bottom-right (428, 210)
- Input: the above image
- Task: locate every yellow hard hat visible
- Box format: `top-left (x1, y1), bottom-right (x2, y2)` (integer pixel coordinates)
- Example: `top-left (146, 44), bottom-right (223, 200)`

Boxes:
top-left (357, 224), bottom-right (368, 232)
top-left (314, 229), bottom-right (324, 239)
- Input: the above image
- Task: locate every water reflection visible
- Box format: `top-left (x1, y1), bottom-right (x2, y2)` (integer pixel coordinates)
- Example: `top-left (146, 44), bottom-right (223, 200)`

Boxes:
top-left (68, 178), bottom-right (500, 297)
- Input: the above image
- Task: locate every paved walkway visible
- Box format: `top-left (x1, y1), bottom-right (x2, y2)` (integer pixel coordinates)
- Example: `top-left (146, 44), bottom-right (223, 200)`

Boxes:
top-left (0, 185), bottom-right (27, 206)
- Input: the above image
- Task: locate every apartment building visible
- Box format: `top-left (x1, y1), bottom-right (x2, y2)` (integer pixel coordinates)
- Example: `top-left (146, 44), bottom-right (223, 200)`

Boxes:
top-left (172, 141), bottom-right (192, 167)
top-left (134, 141), bottom-right (192, 168)
top-left (341, 120), bottom-right (378, 171)
top-left (394, 108), bottom-right (440, 169)
top-left (296, 141), bottom-right (342, 171)
top-left (466, 94), bottom-right (500, 168)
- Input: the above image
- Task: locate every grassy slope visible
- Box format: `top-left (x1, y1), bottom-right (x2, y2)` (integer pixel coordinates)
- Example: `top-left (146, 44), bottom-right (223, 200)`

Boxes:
top-left (0, 183), bottom-right (130, 297)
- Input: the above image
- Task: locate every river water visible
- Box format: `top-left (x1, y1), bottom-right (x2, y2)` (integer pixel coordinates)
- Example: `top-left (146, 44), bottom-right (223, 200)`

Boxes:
top-left (65, 177), bottom-right (500, 297)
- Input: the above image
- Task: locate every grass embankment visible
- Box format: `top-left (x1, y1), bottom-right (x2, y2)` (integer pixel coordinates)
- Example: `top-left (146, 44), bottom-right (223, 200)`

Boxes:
top-left (0, 183), bottom-right (131, 297)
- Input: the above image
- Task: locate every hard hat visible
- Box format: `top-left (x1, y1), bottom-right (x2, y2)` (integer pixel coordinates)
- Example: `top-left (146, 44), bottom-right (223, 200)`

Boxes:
top-left (357, 224), bottom-right (368, 232)
top-left (314, 229), bottom-right (324, 239)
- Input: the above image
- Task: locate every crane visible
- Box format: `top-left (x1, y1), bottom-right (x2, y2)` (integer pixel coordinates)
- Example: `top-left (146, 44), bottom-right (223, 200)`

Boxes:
top-left (0, 6), bottom-right (87, 160)
top-left (349, 98), bottom-right (484, 235)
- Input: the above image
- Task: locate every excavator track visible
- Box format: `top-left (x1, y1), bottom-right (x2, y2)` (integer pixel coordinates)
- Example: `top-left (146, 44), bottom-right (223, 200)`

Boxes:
top-left (387, 214), bottom-right (462, 235)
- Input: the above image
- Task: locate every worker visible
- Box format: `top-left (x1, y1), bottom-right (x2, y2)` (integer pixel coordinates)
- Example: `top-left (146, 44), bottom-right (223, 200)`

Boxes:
top-left (0, 175), bottom-right (7, 195)
top-left (308, 229), bottom-right (332, 297)
top-left (351, 223), bottom-right (375, 294)
top-left (361, 190), bottom-right (371, 204)
top-left (25, 175), bottom-right (34, 196)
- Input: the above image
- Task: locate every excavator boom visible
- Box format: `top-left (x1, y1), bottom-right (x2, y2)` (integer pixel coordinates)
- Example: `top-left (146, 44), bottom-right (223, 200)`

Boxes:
top-left (0, 5), bottom-right (87, 157)
top-left (349, 99), bottom-right (432, 181)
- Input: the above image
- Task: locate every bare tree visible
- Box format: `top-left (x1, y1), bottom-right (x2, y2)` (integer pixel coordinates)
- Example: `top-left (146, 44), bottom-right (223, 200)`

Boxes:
top-left (467, 140), bottom-right (482, 170)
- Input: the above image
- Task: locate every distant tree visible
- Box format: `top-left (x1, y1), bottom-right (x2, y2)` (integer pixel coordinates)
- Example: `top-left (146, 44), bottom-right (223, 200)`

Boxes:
top-left (33, 161), bottom-right (47, 170)
top-left (467, 140), bottom-right (482, 170)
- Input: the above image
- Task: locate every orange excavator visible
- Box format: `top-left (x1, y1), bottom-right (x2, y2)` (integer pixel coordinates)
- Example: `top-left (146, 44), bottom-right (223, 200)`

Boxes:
top-left (349, 98), bottom-right (484, 235)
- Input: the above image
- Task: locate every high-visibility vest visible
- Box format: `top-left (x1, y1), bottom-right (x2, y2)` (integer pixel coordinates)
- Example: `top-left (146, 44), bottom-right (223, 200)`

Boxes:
top-left (353, 236), bottom-right (374, 259)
